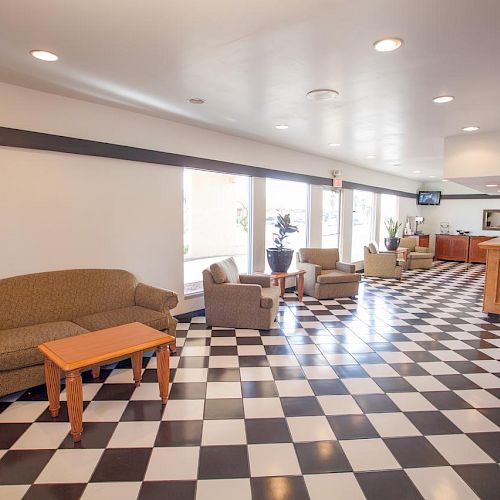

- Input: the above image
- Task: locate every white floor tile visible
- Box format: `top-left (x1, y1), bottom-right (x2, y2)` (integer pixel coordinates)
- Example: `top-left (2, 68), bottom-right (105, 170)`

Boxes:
top-left (367, 412), bottom-right (421, 437)
top-left (455, 389), bottom-right (500, 408)
top-left (248, 443), bottom-right (301, 477)
top-left (11, 422), bottom-right (70, 449)
top-left (388, 392), bottom-right (437, 412)
top-left (196, 478), bottom-right (252, 500)
top-left (301, 365), bottom-right (338, 379)
top-left (240, 367), bottom-right (274, 381)
top-left (317, 395), bottom-right (363, 415)
top-left (342, 378), bottom-right (383, 395)
top-left (162, 399), bottom-right (205, 420)
top-left (287, 416), bottom-right (335, 442)
top-left (201, 419), bottom-right (246, 445)
top-left (419, 362), bottom-right (459, 375)
top-left (36, 449), bottom-right (103, 483)
top-left (81, 482), bottom-right (142, 500)
top-left (323, 353), bottom-right (358, 365)
top-left (305, 472), bottom-right (365, 500)
top-left (405, 376), bottom-right (449, 392)
top-left (362, 364), bottom-right (399, 378)
top-left (108, 421), bottom-right (160, 448)
top-left (465, 373), bottom-right (500, 389)
top-left (0, 486), bottom-right (30, 500)
top-left (145, 447), bottom-right (200, 480)
top-left (340, 438), bottom-right (400, 472)
top-left (243, 398), bottom-right (284, 418)
top-left (379, 351), bottom-right (414, 364)
top-left (0, 401), bottom-right (48, 423)
top-left (174, 368), bottom-right (208, 383)
top-left (275, 380), bottom-right (314, 397)
top-left (83, 401), bottom-right (128, 422)
top-left (426, 434), bottom-right (494, 465)
top-left (441, 409), bottom-right (499, 433)
top-left (206, 382), bottom-right (242, 399)
top-left (209, 356), bottom-right (240, 368)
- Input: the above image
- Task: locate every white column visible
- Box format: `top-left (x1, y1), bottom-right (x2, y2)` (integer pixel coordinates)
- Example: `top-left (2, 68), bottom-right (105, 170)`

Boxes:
top-left (340, 188), bottom-right (353, 262)
top-left (252, 177), bottom-right (266, 272)
top-left (309, 184), bottom-right (323, 248)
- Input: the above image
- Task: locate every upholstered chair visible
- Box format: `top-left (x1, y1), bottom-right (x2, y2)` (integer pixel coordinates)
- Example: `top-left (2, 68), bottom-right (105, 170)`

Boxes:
top-left (203, 257), bottom-right (281, 329)
top-left (364, 241), bottom-right (403, 279)
top-left (296, 248), bottom-right (360, 299)
top-left (398, 236), bottom-right (433, 270)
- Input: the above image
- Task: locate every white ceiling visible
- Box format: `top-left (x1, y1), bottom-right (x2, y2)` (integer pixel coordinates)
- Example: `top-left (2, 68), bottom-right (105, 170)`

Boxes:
top-left (1, 0), bottom-right (500, 182)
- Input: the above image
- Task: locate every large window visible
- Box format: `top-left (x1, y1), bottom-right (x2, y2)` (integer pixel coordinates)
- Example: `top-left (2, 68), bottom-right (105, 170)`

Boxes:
top-left (184, 169), bottom-right (251, 294)
top-left (379, 194), bottom-right (399, 248)
top-left (265, 179), bottom-right (309, 270)
top-left (351, 189), bottom-right (375, 262)
top-left (322, 188), bottom-right (341, 248)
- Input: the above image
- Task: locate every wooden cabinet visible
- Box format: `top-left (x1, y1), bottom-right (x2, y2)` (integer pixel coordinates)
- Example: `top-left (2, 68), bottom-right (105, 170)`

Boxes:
top-left (479, 237), bottom-right (500, 316)
top-left (469, 236), bottom-right (495, 264)
top-left (435, 235), bottom-right (469, 262)
top-left (418, 234), bottom-right (430, 248)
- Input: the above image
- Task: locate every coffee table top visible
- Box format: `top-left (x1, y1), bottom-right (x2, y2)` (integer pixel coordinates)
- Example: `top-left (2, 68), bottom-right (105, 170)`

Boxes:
top-left (270, 269), bottom-right (306, 279)
top-left (38, 322), bottom-right (174, 371)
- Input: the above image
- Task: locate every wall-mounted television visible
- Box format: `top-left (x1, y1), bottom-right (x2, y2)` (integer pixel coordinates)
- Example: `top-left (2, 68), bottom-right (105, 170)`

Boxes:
top-left (417, 191), bottom-right (441, 205)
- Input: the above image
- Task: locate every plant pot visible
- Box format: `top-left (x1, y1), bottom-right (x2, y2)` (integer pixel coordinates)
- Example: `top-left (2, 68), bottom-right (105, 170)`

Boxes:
top-left (384, 237), bottom-right (401, 251)
top-left (266, 248), bottom-right (294, 273)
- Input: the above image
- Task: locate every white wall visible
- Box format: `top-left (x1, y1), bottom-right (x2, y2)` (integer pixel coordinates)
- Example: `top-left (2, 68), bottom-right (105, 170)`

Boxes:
top-left (0, 83), bottom-right (422, 313)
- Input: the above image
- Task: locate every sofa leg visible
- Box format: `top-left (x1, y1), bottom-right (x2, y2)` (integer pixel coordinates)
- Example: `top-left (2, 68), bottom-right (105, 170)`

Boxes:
top-left (169, 340), bottom-right (177, 355)
top-left (91, 367), bottom-right (100, 379)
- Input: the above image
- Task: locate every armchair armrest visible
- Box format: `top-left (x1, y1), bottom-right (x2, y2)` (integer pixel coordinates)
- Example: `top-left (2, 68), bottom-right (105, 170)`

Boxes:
top-left (135, 283), bottom-right (179, 312)
top-left (210, 282), bottom-right (263, 306)
top-left (239, 274), bottom-right (271, 288)
top-left (296, 261), bottom-right (321, 278)
top-left (336, 261), bottom-right (356, 273)
top-left (415, 246), bottom-right (432, 254)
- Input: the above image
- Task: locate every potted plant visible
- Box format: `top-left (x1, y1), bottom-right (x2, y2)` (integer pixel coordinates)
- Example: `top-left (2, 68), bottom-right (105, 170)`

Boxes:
top-left (266, 213), bottom-right (298, 272)
top-left (384, 217), bottom-right (402, 251)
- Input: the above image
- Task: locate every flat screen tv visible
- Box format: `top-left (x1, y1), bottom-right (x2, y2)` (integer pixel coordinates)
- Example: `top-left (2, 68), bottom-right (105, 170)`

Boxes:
top-left (417, 191), bottom-right (441, 205)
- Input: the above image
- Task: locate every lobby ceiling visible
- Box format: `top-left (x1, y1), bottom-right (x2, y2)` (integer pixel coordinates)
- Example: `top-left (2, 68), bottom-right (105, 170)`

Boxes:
top-left (1, 0), bottom-right (500, 182)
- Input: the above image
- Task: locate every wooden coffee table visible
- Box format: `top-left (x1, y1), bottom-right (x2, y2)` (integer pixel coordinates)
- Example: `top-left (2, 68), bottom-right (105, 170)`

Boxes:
top-left (38, 322), bottom-right (174, 442)
top-left (270, 269), bottom-right (306, 301)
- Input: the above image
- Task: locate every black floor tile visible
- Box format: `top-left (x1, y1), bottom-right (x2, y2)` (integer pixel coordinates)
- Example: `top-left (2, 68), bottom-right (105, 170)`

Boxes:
top-left (295, 440), bottom-right (352, 474)
top-left (334, 365), bottom-right (369, 378)
top-left (421, 391), bottom-right (473, 410)
top-left (374, 377), bottom-right (416, 393)
top-left (238, 356), bottom-right (270, 367)
top-left (405, 411), bottom-right (461, 435)
top-left (245, 418), bottom-right (291, 444)
top-left (281, 396), bottom-right (324, 416)
top-left (93, 384), bottom-right (136, 401)
top-left (154, 420), bottom-right (203, 446)
top-left (453, 464), bottom-right (500, 500)
top-left (0, 450), bottom-right (55, 484)
top-left (327, 415), bottom-right (379, 440)
top-left (391, 363), bottom-right (428, 376)
top-left (198, 445), bottom-right (249, 479)
top-left (178, 356), bottom-right (209, 368)
top-left (355, 470), bottom-right (424, 500)
top-left (295, 354), bottom-right (329, 365)
top-left (384, 436), bottom-right (448, 467)
top-left (468, 432), bottom-right (500, 461)
top-left (0, 423), bottom-right (30, 449)
top-left (270, 367), bottom-right (305, 380)
top-left (169, 382), bottom-right (207, 400)
top-left (251, 476), bottom-right (309, 500)
top-left (478, 408), bottom-right (500, 426)
top-left (210, 346), bottom-right (238, 356)
top-left (204, 399), bottom-right (244, 419)
top-left (23, 483), bottom-right (86, 500)
top-left (90, 448), bottom-right (151, 482)
top-left (241, 381), bottom-right (278, 398)
top-left (207, 368), bottom-right (240, 382)
top-left (309, 379), bottom-right (349, 396)
top-left (354, 394), bottom-right (400, 413)
top-left (59, 422), bottom-right (117, 449)
top-left (139, 481), bottom-right (196, 500)
top-left (120, 401), bottom-right (165, 421)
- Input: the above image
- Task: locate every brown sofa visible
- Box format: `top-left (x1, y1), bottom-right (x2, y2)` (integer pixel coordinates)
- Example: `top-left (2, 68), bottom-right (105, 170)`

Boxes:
top-left (203, 257), bottom-right (281, 329)
top-left (0, 269), bottom-right (178, 397)
top-left (297, 248), bottom-right (361, 299)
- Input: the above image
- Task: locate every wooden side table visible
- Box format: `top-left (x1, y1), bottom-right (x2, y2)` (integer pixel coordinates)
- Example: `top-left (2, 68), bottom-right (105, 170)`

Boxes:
top-left (270, 269), bottom-right (306, 301)
top-left (38, 322), bottom-right (173, 442)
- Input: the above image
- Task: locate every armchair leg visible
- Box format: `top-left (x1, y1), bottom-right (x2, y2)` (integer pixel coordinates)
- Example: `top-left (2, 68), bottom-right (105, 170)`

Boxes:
top-left (169, 340), bottom-right (177, 355)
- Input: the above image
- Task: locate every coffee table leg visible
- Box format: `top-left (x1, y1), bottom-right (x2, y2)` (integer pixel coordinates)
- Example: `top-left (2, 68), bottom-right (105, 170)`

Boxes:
top-left (279, 277), bottom-right (286, 298)
top-left (66, 370), bottom-right (83, 442)
top-left (156, 345), bottom-right (170, 405)
top-left (297, 274), bottom-right (304, 302)
top-left (131, 351), bottom-right (143, 387)
top-left (44, 359), bottom-right (60, 418)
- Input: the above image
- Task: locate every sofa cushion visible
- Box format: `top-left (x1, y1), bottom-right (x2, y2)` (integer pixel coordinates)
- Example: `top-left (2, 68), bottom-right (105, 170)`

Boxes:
top-left (210, 257), bottom-right (240, 284)
top-left (0, 321), bottom-right (88, 371)
top-left (74, 306), bottom-right (168, 332)
top-left (368, 241), bottom-right (379, 254)
top-left (260, 286), bottom-right (281, 309)
top-left (299, 248), bottom-right (339, 270)
top-left (408, 251), bottom-right (433, 260)
top-left (317, 270), bottom-right (361, 284)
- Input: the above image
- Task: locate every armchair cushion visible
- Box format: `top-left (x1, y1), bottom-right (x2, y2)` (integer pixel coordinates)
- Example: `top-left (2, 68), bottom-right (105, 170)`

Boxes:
top-left (317, 270), bottom-right (361, 284)
top-left (399, 237), bottom-right (418, 252)
top-left (409, 251), bottom-right (433, 260)
top-left (210, 257), bottom-right (240, 284)
top-left (260, 286), bottom-right (281, 309)
top-left (298, 248), bottom-right (339, 270)
top-left (415, 246), bottom-right (431, 254)
top-left (336, 261), bottom-right (356, 273)
top-left (240, 274), bottom-right (271, 288)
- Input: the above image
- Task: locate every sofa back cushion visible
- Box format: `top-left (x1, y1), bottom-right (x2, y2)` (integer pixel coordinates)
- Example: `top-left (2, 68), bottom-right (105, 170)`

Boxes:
top-left (209, 257), bottom-right (240, 284)
top-left (0, 269), bottom-right (137, 330)
top-left (298, 248), bottom-right (339, 270)
top-left (399, 237), bottom-right (418, 252)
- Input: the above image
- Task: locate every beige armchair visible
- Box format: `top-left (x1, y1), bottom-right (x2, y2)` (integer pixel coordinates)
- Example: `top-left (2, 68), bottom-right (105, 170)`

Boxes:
top-left (398, 236), bottom-right (433, 269)
top-left (364, 242), bottom-right (403, 279)
top-left (296, 248), bottom-right (360, 299)
top-left (203, 257), bottom-right (281, 329)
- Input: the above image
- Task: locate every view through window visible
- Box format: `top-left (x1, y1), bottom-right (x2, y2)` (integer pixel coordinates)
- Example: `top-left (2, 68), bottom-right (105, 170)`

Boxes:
top-left (322, 188), bottom-right (341, 248)
top-left (351, 189), bottom-right (375, 262)
top-left (265, 179), bottom-right (309, 271)
top-left (379, 194), bottom-right (399, 249)
top-left (184, 169), bottom-right (250, 294)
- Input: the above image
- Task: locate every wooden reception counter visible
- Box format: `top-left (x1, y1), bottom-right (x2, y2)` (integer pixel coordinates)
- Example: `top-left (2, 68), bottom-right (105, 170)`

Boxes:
top-left (479, 237), bottom-right (500, 316)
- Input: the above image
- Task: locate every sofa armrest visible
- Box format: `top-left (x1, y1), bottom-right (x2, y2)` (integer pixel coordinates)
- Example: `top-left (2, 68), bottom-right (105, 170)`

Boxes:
top-left (415, 246), bottom-right (432, 254)
top-left (135, 283), bottom-right (179, 312)
top-left (336, 261), bottom-right (356, 273)
top-left (210, 282), bottom-right (263, 306)
top-left (240, 274), bottom-right (271, 288)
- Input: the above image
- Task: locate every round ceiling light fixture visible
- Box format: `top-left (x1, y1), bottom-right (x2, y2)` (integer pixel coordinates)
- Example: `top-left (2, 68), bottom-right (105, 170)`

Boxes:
top-left (485, 184), bottom-right (498, 187)
top-left (432, 95), bottom-right (454, 104)
top-left (373, 37), bottom-right (403, 52)
top-left (30, 49), bottom-right (58, 61)
top-left (413, 170), bottom-right (421, 174)
top-left (329, 143), bottom-right (341, 147)
top-left (275, 124), bottom-right (289, 130)
top-left (442, 179), bottom-right (449, 182)
top-left (462, 126), bottom-right (479, 132)
top-left (306, 89), bottom-right (339, 101)
top-left (188, 97), bottom-right (205, 104)
top-left (366, 155), bottom-right (376, 159)
top-left (429, 175), bottom-right (436, 178)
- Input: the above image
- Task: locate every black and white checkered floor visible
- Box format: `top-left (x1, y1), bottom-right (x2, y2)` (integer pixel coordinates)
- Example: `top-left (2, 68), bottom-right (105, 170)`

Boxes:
top-left (1, 261), bottom-right (499, 499)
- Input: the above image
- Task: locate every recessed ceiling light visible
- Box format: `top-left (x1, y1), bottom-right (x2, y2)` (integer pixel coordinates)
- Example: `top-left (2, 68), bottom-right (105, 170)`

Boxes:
top-left (30, 49), bottom-right (58, 61)
top-left (329, 143), bottom-right (341, 147)
top-left (373, 37), bottom-right (403, 52)
top-left (413, 170), bottom-right (421, 174)
top-left (442, 179), bottom-right (449, 182)
top-left (188, 97), bottom-right (205, 104)
top-left (306, 89), bottom-right (339, 101)
top-left (429, 175), bottom-right (436, 178)
top-left (366, 155), bottom-right (376, 159)
top-left (485, 184), bottom-right (498, 187)
top-left (432, 95), bottom-right (454, 104)
top-left (462, 126), bottom-right (479, 132)
top-left (275, 124), bottom-right (289, 130)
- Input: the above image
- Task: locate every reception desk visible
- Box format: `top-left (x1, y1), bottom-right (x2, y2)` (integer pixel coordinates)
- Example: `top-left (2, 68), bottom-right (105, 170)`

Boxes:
top-left (479, 237), bottom-right (500, 316)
